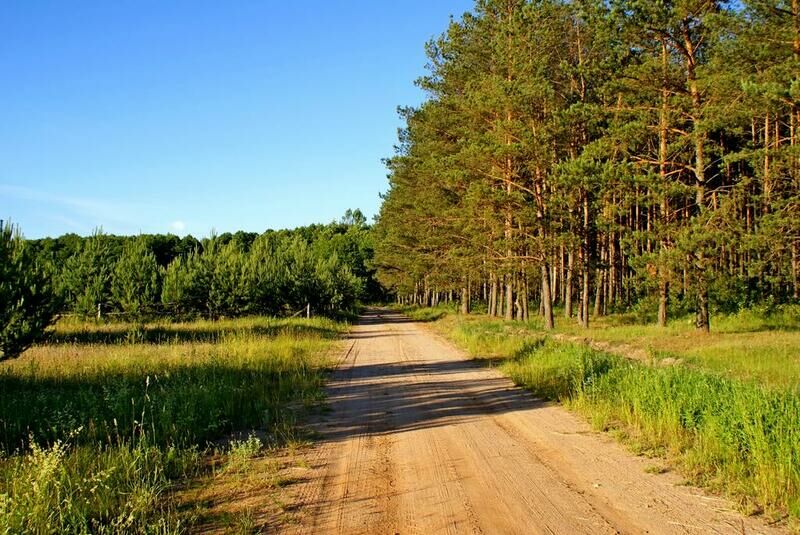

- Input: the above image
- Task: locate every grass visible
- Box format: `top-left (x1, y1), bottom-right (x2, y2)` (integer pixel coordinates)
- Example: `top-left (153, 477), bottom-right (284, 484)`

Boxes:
top-left (550, 305), bottom-right (800, 388)
top-left (398, 304), bottom-right (455, 323)
top-left (399, 304), bottom-right (800, 524)
top-left (0, 316), bottom-right (344, 533)
top-left (399, 304), bottom-right (800, 387)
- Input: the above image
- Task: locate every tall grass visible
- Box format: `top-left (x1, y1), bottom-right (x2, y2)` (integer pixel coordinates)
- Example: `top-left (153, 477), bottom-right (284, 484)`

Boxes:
top-left (0, 316), bottom-right (343, 533)
top-left (502, 341), bottom-right (800, 521)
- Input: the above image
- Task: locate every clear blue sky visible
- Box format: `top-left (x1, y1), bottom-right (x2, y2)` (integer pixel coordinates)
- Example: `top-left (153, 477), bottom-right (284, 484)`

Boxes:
top-left (1, 1), bottom-right (473, 238)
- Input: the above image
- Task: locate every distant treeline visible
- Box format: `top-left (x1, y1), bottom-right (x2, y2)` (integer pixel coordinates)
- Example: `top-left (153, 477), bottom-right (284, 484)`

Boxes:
top-left (25, 209), bottom-right (380, 320)
top-left (374, 0), bottom-right (800, 330)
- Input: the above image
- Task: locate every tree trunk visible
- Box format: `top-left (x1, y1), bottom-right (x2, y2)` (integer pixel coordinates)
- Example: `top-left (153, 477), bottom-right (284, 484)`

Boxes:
top-left (580, 190), bottom-right (591, 327)
top-left (684, 30), bottom-right (710, 333)
top-left (461, 286), bottom-right (470, 314)
top-left (564, 249), bottom-right (573, 318)
top-left (522, 273), bottom-right (530, 321)
top-left (467, 277), bottom-right (472, 313)
top-left (593, 267), bottom-right (604, 318)
top-left (764, 113), bottom-right (771, 211)
top-left (608, 231), bottom-right (616, 310)
top-left (658, 279), bottom-right (669, 327)
top-left (505, 274), bottom-right (514, 321)
top-left (696, 289), bottom-right (710, 332)
top-left (793, 242), bottom-right (799, 300)
top-left (498, 279), bottom-right (505, 318)
top-left (559, 245), bottom-right (566, 304)
top-left (541, 263), bottom-right (554, 330)
top-left (489, 274), bottom-right (497, 316)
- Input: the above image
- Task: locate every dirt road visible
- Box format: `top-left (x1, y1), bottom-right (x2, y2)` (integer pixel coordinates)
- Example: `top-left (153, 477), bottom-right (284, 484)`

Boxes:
top-left (281, 309), bottom-right (782, 534)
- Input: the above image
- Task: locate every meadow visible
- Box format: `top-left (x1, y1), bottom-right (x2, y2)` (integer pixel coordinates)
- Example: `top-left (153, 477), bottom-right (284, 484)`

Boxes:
top-left (401, 304), bottom-right (800, 524)
top-left (0, 316), bottom-right (344, 533)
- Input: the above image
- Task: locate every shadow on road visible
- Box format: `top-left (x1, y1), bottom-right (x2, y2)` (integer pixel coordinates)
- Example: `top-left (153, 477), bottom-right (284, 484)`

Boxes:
top-left (315, 308), bottom-right (548, 442)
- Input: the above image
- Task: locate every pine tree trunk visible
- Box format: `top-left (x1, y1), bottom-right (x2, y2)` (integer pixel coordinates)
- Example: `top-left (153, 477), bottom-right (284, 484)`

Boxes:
top-left (498, 279), bottom-right (505, 318)
top-left (489, 274), bottom-right (497, 316)
top-left (559, 245), bottom-right (566, 304)
top-left (467, 277), bottom-right (472, 313)
top-left (608, 231), bottom-right (616, 310)
top-left (580, 259), bottom-right (590, 327)
top-left (793, 242), bottom-right (799, 300)
top-left (564, 249), bottom-right (573, 318)
top-left (593, 267), bottom-right (603, 318)
top-left (696, 289), bottom-right (710, 332)
top-left (580, 190), bottom-right (590, 327)
top-left (541, 263), bottom-right (554, 330)
top-left (658, 279), bottom-right (669, 327)
top-left (764, 113), bottom-right (771, 212)
top-left (461, 286), bottom-right (470, 314)
top-left (505, 274), bottom-right (513, 321)
top-left (684, 32), bottom-right (710, 333)
top-left (522, 273), bottom-right (530, 322)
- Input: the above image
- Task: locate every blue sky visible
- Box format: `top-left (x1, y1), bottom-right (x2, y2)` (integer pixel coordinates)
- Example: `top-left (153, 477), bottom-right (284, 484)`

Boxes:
top-left (1, 1), bottom-right (473, 238)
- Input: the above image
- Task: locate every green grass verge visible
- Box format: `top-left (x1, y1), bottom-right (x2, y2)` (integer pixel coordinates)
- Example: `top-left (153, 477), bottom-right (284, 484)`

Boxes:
top-left (503, 340), bottom-right (800, 520)
top-left (0, 316), bottom-right (344, 533)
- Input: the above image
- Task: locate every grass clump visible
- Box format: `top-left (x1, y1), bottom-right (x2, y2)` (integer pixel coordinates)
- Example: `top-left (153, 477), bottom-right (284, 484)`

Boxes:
top-left (502, 340), bottom-right (800, 522)
top-left (0, 438), bottom-right (194, 533)
top-left (225, 434), bottom-right (264, 474)
top-left (0, 316), bottom-right (344, 533)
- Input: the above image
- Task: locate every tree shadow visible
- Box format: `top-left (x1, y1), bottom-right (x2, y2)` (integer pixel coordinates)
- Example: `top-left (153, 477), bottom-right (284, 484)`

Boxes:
top-left (0, 360), bottom-right (326, 454)
top-left (313, 357), bottom-right (550, 443)
top-left (43, 322), bottom-right (340, 346)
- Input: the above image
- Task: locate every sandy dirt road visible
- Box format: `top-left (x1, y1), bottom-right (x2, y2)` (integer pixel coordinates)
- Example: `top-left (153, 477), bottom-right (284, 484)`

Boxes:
top-left (280, 309), bottom-right (782, 534)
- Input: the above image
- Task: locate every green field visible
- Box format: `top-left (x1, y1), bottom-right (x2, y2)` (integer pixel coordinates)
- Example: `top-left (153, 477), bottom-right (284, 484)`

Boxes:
top-left (401, 305), bottom-right (800, 524)
top-left (0, 316), bottom-right (344, 533)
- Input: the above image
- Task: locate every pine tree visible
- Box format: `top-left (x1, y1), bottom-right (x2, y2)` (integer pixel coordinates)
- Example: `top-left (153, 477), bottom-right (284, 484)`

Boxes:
top-left (161, 250), bottom-right (210, 316)
top-left (0, 221), bottom-right (58, 360)
top-left (60, 229), bottom-right (115, 318)
top-left (206, 240), bottom-right (247, 318)
top-left (111, 236), bottom-right (160, 318)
